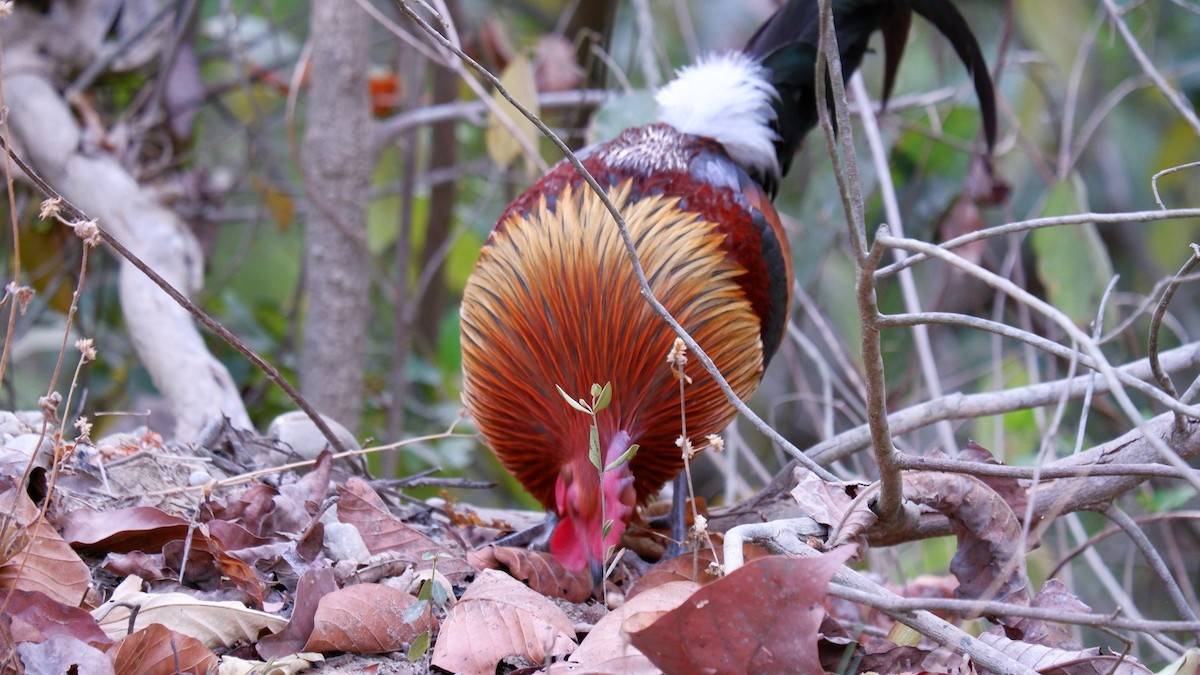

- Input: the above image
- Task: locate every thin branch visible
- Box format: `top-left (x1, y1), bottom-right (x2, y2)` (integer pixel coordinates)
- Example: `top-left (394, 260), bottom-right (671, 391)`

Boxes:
top-left (877, 233), bottom-right (1200, 495)
top-left (814, 0), bottom-right (904, 524)
top-left (1152, 161), bottom-right (1200, 209)
top-left (850, 74), bottom-right (958, 458)
top-left (831, 584), bottom-right (1200, 635)
top-left (878, 311), bottom-right (1199, 417)
top-left (375, 89), bottom-right (610, 147)
top-left (875, 208), bottom-right (1200, 280)
top-left (1149, 244), bottom-right (1200, 433)
top-left (807, 342), bottom-right (1200, 464)
top-left (1101, 503), bottom-right (1199, 623)
top-left (894, 455), bottom-right (1199, 481)
top-left (1101, 0), bottom-right (1200, 136)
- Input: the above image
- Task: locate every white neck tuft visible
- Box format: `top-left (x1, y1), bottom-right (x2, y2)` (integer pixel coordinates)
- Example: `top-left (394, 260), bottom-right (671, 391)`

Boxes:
top-left (655, 51), bottom-right (779, 180)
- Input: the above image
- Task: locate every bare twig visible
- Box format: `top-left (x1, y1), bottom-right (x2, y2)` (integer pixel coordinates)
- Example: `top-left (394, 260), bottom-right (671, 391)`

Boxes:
top-left (375, 89), bottom-right (610, 148)
top-left (878, 311), bottom-right (1198, 417)
top-left (894, 454), bottom-right (1199, 481)
top-left (850, 74), bottom-right (958, 458)
top-left (1102, 503), bottom-right (1199, 623)
top-left (1101, 0), bottom-right (1200, 135)
top-left (1152, 161), bottom-right (1200, 209)
top-left (814, 0), bottom-right (905, 526)
top-left (808, 342), bottom-right (1200, 464)
top-left (1149, 244), bottom-right (1200, 433)
top-left (876, 208), bottom-right (1200, 280)
top-left (877, 233), bottom-right (1200, 495)
top-left (832, 584), bottom-right (1200, 635)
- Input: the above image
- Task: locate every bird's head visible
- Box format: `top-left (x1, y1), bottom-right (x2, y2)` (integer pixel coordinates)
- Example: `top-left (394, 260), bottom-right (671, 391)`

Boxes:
top-left (550, 431), bottom-right (637, 586)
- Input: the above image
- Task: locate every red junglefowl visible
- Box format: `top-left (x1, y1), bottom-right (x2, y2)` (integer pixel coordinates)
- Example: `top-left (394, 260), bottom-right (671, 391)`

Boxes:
top-left (461, 0), bottom-right (997, 583)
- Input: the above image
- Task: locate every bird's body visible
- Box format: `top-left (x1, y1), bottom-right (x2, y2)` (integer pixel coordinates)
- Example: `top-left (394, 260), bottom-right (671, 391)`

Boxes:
top-left (461, 0), bottom-right (996, 577)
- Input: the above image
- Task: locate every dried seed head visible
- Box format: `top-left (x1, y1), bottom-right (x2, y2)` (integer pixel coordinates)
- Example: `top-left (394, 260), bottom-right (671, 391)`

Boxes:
top-left (706, 434), bottom-right (725, 453)
top-left (73, 220), bottom-right (102, 247)
top-left (38, 197), bottom-right (62, 220)
top-left (74, 416), bottom-right (93, 444)
top-left (5, 282), bottom-right (33, 314)
top-left (39, 392), bottom-right (62, 423)
top-left (688, 514), bottom-right (708, 543)
top-left (75, 338), bottom-right (97, 362)
top-left (676, 435), bottom-right (697, 461)
top-left (666, 337), bottom-right (688, 370)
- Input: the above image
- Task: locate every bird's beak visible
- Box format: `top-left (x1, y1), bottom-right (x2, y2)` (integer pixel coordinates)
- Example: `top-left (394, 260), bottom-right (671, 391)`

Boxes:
top-left (588, 553), bottom-right (605, 593)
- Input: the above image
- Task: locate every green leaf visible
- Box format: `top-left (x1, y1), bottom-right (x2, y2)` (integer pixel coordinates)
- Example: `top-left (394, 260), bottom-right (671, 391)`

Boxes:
top-left (556, 384), bottom-right (591, 414)
top-left (589, 425), bottom-right (601, 471)
top-left (1031, 176), bottom-right (1116, 327)
top-left (431, 580), bottom-right (449, 607)
top-left (593, 381), bottom-right (613, 413)
top-left (408, 630), bottom-right (431, 661)
top-left (417, 580), bottom-right (432, 602)
top-left (605, 444), bottom-right (639, 472)
top-left (1136, 485), bottom-right (1197, 514)
top-left (603, 519), bottom-right (613, 538)
top-left (402, 598), bottom-right (429, 625)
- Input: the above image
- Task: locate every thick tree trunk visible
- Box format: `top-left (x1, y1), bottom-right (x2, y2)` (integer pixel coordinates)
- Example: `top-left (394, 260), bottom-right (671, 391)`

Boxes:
top-left (299, 3), bottom-right (373, 433)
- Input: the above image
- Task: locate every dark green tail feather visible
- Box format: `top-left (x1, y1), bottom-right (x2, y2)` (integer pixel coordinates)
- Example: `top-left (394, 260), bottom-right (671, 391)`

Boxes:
top-left (742, 0), bottom-right (997, 196)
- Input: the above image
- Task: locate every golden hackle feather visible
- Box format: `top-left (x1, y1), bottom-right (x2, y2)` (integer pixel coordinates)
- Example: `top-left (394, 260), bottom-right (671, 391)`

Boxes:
top-left (460, 180), bottom-right (766, 508)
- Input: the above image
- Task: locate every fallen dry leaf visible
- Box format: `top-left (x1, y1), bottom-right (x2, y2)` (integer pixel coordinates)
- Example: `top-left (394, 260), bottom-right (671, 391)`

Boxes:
top-left (92, 575), bottom-right (287, 647)
top-left (163, 533), bottom-right (265, 607)
top-left (60, 505), bottom-right (191, 553)
top-left (625, 548), bottom-right (722, 600)
top-left (14, 635), bottom-right (114, 675)
top-left (960, 441), bottom-right (1030, 516)
top-left (302, 582), bottom-right (432, 654)
top-left (432, 568), bottom-right (577, 675)
top-left (553, 580), bottom-right (698, 674)
top-left (337, 477), bottom-right (473, 583)
top-left (905, 472), bottom-right (1030, 608)
top-left (1003, 578), bottom-right (1093, 650)
top-left (790, 471), bottom-right (876, 547)
top-left (629, 548), bottom-right (856, 675)
top-left (109, 622), bottom-right (218, 675)
top-left (257, 567), bottom-right (339, 659)
top-left (0, 519), bottom-right (92, 606)
top-left (469, 544), bottom-right (592, 602)
top-left (4, 588), bottom-right (111, 647)
top-left (978, 631), bottom-right (1151, 673)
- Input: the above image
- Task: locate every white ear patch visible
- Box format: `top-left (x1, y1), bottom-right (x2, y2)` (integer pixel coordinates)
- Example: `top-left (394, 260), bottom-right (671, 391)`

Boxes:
top-left (655, 52), bottom-right (780, 180)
